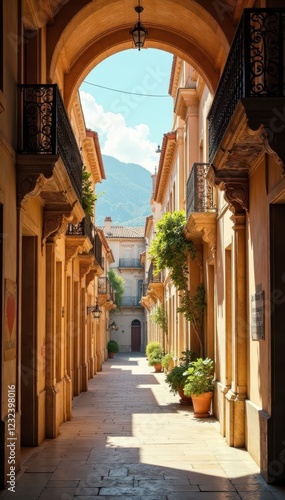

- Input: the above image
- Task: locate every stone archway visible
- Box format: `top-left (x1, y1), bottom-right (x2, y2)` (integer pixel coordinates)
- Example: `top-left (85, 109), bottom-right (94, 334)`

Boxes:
top-left (40, 0), bottom-right (253, 108)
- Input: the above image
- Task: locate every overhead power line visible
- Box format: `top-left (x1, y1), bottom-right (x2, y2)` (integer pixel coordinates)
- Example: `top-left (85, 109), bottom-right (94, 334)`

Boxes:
top-left (83, 80), bottom-right (169, 98)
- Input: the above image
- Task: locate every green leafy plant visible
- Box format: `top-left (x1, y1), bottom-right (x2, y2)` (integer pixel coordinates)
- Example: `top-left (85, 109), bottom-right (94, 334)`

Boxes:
top-left (165, 349), bottom-right (196, 394)
top-left (107, 339), bottom-right (119, 354)
top-left (150, 305), bottom-right (168, 334)
top-left (146, 342), bottom-right (164, 367)
top-left (148, 348), bottom-right (164, 366)
top-left (161, 353), bottom-right (173, 371)
top-left (82, 165), bottom-right (97, 216)
top-left (146, 341), bottom-right (162, 359)
top-left (108, 269), bottom-right (125, 308)
top-left (148, 211), bottom-right (206, 354)
top-left (183, 357), bottom-right (214, 397)
top-left (166, 365), bottom-right (188, 395)
top-left (179, 349), bottom-right (197, 368)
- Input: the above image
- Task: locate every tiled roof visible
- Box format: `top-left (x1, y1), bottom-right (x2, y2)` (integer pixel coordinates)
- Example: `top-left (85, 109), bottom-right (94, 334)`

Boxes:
top-left (100, 226), bottom-right (145, 238)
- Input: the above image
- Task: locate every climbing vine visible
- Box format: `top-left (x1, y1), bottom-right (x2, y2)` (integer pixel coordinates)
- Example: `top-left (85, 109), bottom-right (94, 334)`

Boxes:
top-left (150, 305), bottom-right (168, 334)
top-left (82, 165), bottom-right (97, 216)
top-left (148, 211), bottom-right (206, 354)
top-left (108, 269), bottom-right (125, 308)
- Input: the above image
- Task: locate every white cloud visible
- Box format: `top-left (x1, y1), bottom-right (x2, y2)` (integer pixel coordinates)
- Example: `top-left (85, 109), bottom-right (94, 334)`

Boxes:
top-left (80, 91), bottom-right (158, 173)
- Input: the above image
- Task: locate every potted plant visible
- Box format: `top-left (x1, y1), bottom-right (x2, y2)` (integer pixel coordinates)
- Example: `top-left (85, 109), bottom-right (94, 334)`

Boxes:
top-left (183, 357), bottom-right (214, 417)
top-left (146, 342), bottom-right (164, 372)
top-left (107, 339), bottom-right (119, 358)
top-left (146, 341), bottom-right (162, 359)
top-left (165, 349), bottom-right (196, 404)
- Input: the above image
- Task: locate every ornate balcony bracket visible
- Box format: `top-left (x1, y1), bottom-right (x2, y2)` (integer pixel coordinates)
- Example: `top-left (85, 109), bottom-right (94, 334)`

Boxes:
top-left (78, 254), bottom-right (95, 287)
top-left (207, 166), bottom-right (249, 215)
top-left (140, 295), bottom-right (153, 310)
top-left (148, 283), bottom-right (164, 303)
top-left (16, 154), bottom-right (58, 206)
top-left (42, 208), bottom-right (75, 249)
top-left (65, 237), bottom-right (90, 267)
top-left (184, 212), bottom-right (217, 254)
top-left (86, 265), bottom-right (100, 287)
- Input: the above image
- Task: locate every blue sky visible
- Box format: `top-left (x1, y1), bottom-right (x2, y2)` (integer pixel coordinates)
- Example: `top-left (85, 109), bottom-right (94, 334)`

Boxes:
top-left (80, 49), bottom-right (174, 173)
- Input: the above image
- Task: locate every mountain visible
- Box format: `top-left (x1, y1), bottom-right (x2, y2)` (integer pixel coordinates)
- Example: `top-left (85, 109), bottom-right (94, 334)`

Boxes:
top-left (95, 155), bottom-right (153, 227)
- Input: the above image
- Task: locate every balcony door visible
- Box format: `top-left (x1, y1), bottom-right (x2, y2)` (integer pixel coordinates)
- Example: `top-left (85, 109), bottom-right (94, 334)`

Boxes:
top-left (131, 320), bottom-right (141, 352)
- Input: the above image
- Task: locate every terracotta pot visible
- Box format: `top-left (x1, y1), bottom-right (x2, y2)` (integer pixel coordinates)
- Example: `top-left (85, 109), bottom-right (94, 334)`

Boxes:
top-left (153, 363), bottom-right (162, 373)
top-left (178, 388), bottom-right (192, 405)
top-left (191, 391), bottom-right (213, 417)
top-left (108, 352), bottom-right (115, 358)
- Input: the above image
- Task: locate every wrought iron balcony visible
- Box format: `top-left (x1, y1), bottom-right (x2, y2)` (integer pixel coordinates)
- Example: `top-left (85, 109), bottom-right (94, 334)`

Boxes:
top-left (121, 296), bottom-right (143, 307)
top-left (119, 258), bottom-right (143, 268)
top-left (186, 163), bottom-right (215, 219)
top-left (208, 9), bottom-right (285, 164)
top-left (18, 84), bottom-right (82, 201)
top-left (66, 216), bottom-right (103, 268)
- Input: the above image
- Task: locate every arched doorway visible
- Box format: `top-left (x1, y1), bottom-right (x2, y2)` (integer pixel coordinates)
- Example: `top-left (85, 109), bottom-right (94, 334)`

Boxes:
top-left (131, 319), bottom-right (141, 352)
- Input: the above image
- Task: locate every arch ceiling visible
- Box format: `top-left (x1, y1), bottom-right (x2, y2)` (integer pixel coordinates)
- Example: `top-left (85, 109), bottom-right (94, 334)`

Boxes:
top-left (24, 0), bottom-right (254, 105)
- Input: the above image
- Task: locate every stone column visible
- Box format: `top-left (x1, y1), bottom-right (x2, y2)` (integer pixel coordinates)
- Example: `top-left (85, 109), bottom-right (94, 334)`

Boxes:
top-left (225, 212), bottom-right (247, 447)
top-left (215, 175), bottom-right (249, 448)
top-left (45, 241), bottom-right (60, 438)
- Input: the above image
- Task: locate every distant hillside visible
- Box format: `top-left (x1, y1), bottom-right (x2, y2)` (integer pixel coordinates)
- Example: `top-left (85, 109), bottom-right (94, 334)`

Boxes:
top-left (95, 155), bottom-right (152, 227)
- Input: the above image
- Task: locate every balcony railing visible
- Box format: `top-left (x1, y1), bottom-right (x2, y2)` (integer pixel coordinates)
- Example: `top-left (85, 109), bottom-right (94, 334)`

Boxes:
top-left (121, 296), bottom-right (142, 307)
top-left (18, 84), bottom-right (82, 201)
top-left (66, 216), bottom-right (103, 268)
top-left (186, 163), bottom-right (215, 219)
top-left (119, 258), bottom-right (143, 268)
top-left (208, 9), bottom-right (285, 163)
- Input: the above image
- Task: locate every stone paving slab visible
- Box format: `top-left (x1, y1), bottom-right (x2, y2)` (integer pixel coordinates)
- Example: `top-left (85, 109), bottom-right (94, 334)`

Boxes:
top-left (1, 354), bottom-right (285, 499)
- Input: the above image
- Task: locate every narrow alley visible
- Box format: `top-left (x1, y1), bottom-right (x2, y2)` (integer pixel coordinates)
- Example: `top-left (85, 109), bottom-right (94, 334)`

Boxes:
top-left (2, 354), bottom-right (285, 499)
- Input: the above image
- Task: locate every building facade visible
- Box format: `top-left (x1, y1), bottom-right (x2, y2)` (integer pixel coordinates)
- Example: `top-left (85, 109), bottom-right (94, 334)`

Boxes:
top-left (101, 217), bottom-right (146, 353)
top-left (1, 0), bottom-right (285, 489)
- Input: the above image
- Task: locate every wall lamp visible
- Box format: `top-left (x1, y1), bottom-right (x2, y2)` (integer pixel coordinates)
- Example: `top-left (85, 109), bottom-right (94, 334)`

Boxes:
top-left (109, 321), bottom-right (119, 331)
top-left (130, 0), bottom-right (148, 50)
top-left (87, 300), bottom-right (102, 319)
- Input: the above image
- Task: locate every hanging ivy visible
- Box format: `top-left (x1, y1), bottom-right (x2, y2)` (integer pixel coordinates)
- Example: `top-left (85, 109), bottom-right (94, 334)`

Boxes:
top-left (108, 269), bottom-right (125, 308)
top-left (148, 211), bottom-right (206, 354)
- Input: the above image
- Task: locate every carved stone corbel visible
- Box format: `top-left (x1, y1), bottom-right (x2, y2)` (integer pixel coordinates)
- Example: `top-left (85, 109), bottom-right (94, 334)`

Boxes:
top-left (208, 167), bottom-right (249, 214)
top-left (78, 255), bottom-right (94, 287)
top-left (86, 266), bottom-right (98, 287)
top-left (42, 209), bottom-right (74, 248)
top-left (16, 154), bottom-right (58, 206)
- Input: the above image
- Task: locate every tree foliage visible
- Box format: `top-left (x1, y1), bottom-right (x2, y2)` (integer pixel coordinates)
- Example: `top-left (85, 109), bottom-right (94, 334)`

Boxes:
top-left (150, 305), bottom-right (168, 334)
top-left (148, 211), bottom-right (206, 354)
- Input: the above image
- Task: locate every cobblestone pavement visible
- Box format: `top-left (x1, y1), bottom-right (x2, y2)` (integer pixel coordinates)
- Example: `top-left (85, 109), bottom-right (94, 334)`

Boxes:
top-left (1, 353), bottom-right (285, 499)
